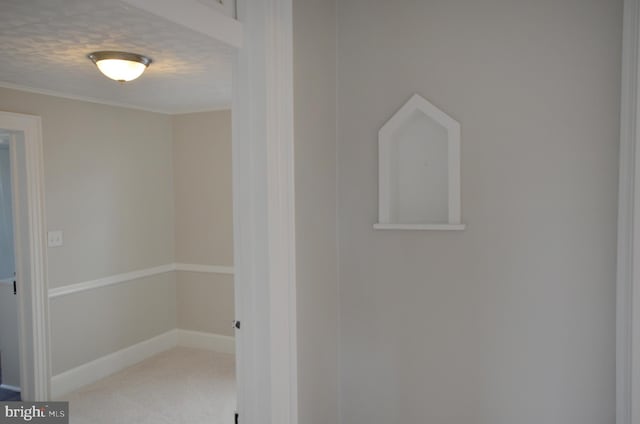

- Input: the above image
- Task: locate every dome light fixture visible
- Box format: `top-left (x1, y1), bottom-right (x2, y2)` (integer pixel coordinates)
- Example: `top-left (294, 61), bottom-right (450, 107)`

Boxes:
top-left (87, 51), bottom-right (152, 82)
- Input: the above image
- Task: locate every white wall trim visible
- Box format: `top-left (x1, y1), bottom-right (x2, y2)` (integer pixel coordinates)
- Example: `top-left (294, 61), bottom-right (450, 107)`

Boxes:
top-left (175, 329), bottom-right (235, 354)
top-left (174, 263), bottom-right (234, 274)
top-left (0, 111), bottom-right (50, 402)
top-left (618, 0), bottom-right (640, 422)
top-left (171, 104), bottom-right (233, 115)
top-left (50, 329), bottom-right (235, 399)
top-left (265, 0), bottom-right (298, 421)
top-left (50, 331), bottom-right (177, 399)
top-left (374, 223), bottom-right (466, 231)
top-left (48, 263), bottom-right (235, 298)
top-left (48, 264), bottom-right (175, 298)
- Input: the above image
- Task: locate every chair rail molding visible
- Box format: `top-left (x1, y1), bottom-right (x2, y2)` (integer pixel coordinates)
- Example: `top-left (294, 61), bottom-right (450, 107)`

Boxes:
top-left (48, 263), bottom-right (235, 298)
top-left (618, 0), bottom-right (640, 422)
top-left (48, 264), bottom-right (175, 298)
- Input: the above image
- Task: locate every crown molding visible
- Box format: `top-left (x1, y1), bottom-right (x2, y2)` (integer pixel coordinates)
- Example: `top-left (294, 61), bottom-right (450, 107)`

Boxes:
top-left (0, 81), bottom-right (231, 115)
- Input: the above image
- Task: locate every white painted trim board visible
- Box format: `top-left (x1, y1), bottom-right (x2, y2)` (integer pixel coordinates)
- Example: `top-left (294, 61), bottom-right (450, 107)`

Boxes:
top-left (48, 264), bottom-right (175, 298)
top-left (176, 329), bottom-right (235, 354)
top-left (374, 223), bottom-right (466, 231)
top-left (618, 0), bottom-right (640, 423)
top-left (175, 263), bottom-right (234, 274)
top-left (51, 329), bottom-right (235, 399)
top-left (232, 0), bottom-right (298, 422)
top-left (48, 263), bottom-right (235, 298)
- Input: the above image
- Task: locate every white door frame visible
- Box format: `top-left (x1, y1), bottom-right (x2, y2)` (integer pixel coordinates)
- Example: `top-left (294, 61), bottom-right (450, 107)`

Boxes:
top-left (618, 0), bottom-right (640, 422)
top-left (232, 1), bottom-right (297, 423)
top-left (0, 111), bottom-right (50, 401)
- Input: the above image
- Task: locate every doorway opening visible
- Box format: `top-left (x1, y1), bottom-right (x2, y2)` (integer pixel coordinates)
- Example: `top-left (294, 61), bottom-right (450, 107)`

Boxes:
top-left (0, 131), bottom-right (20, 401)
top-left (0, 112), bottom-right (50, 402)
top-left (0, 0), bottom-right (297, 421)
top-left (47, 107), bottom-right (239, 423)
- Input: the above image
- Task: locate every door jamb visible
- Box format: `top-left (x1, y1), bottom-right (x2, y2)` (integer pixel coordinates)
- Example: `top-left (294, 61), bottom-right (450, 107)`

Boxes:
top-left (232, 0), bottom-right (298, 423)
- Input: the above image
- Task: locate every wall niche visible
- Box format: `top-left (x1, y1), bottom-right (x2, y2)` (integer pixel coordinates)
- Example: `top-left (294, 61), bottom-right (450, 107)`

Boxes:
top-left (375, 94), bottom-right (465, 230)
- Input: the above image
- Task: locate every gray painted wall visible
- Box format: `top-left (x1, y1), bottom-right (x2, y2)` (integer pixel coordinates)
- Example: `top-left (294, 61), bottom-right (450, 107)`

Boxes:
top-left (172, 111), bottom-right (234, 337)
top-left (0, 88), bottom-right (178, 375)
top-left (0, 87), bottom-right (176, 289)
top-left (0, 90), bottom-right (236, 374)
top-left (50, 273), bottom-right (176, 374)
top-left (293, 0), bottom-right (339, 423)
top-left (0, 88), bottom-right (232, 376)
top-left (0, 89), bottom-right (236, 375)
top-left (0, 284), bottom-right (20, 388)
top-left (337, 1), bottom-right (621, 423)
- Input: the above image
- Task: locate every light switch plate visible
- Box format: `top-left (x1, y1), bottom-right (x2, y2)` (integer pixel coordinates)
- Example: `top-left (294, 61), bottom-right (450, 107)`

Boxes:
top-left (47, 230), bottom-right (63, 247)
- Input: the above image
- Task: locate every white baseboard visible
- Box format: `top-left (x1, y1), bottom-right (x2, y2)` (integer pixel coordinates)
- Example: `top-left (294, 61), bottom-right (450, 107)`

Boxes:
top-left (174, 263), bottom-right (234, 275)
top-left (0, 384), bottom-right (21, 392)
top-left (175, 329), bottom-right (236, 354)
top-left (50, 331), bottom-right (176, 399)
top-left (51, 329), bottom-right (235, 399)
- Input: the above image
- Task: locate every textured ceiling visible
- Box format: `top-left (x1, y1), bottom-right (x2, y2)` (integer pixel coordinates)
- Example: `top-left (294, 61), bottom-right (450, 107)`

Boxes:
top-left (0, 0), bottom-right (234, 113)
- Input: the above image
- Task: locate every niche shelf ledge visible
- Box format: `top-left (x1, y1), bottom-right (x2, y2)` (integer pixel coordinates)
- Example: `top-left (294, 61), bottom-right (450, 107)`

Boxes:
top-left (377, 94), bottom-right (464, 230)
top-left (374, 223), bottom-right (466, 231)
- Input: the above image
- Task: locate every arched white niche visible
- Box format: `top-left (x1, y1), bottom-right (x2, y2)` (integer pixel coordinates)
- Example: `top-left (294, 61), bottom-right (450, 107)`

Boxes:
top-left (375, 94), bottom-right (465, 230)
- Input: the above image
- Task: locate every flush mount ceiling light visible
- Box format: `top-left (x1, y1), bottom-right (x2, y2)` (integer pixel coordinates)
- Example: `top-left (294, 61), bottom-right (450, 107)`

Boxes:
top-left (87, 51), bottom-right (152, 82)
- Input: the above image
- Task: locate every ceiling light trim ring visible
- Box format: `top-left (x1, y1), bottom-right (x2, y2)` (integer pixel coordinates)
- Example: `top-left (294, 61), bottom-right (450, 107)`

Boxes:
top-left (87, 51), bottom-right (152, 67)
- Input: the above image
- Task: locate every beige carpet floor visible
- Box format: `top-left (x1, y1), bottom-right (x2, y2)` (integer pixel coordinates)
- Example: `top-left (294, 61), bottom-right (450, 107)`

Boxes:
top-left (62, 347), bottom-right (236, 424)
